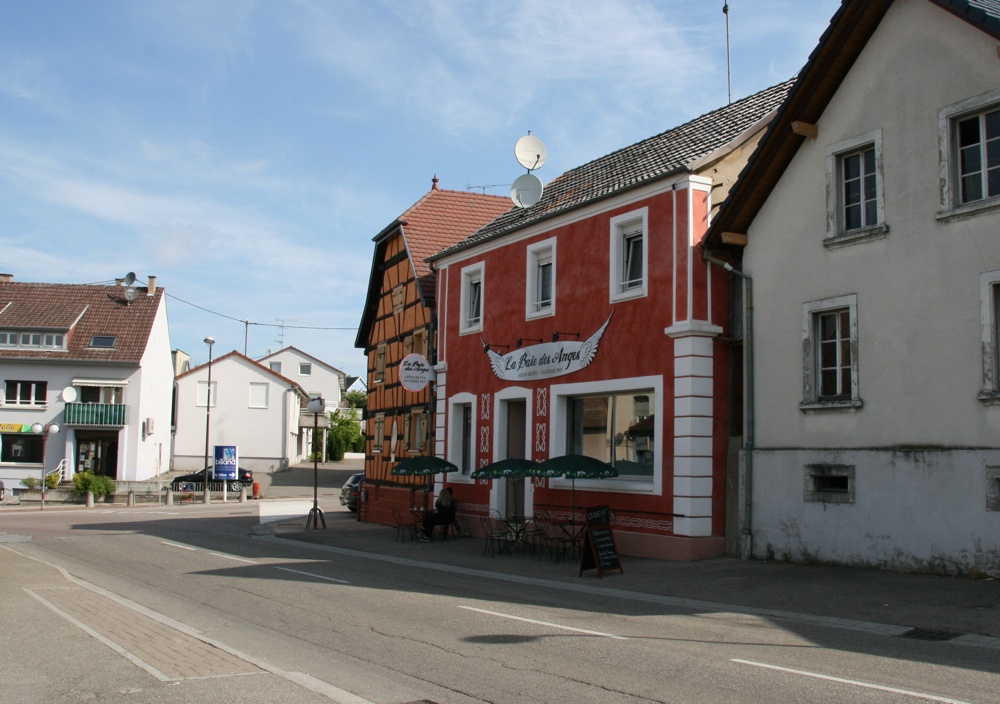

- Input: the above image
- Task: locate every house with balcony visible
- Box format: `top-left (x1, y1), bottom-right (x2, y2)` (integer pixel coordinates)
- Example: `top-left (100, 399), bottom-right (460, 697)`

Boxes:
top-left (172, 350), bottom-right (309, 473)
top-left (0, 274), bottom-right (174, 490)
top-left (704, 0), bottom-right (1000, 573)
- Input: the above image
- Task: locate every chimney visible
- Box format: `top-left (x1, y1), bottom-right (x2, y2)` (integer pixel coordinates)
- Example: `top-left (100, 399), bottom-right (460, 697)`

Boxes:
top-left (0, 274), bottom-right (12, 283)
top-left (431, 174), bottom-right (439, 191)
top-left (147, 275), bottom-right (157, 295)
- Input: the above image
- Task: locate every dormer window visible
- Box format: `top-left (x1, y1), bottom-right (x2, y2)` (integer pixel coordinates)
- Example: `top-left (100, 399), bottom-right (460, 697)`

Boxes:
top-left (0, 331), bottom-right (66, 349)
top-left (90, 335), bottom-right (117, 349)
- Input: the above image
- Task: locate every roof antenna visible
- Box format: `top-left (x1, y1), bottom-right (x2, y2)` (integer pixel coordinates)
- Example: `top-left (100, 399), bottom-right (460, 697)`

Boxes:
top-left (723, 2), bottom-right (732, 104)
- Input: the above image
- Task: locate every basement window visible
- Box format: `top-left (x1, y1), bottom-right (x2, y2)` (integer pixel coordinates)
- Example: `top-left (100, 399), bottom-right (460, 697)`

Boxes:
top-left (804, 464), bottom-right (855, 504)
top-left (987, 467), bottom-right (1000, 512)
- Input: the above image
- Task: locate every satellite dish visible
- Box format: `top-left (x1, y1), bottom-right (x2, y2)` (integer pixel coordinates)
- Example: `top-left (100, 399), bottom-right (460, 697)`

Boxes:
top-left (124, 287), bottom-right (139, 302)
top-left (123, 272), bottom-right (136, 286)
top-left (515, 134), bottom-right (547, 171)
top-left (61, 387), bottom-right (77, 402)
top-left (511, 173), bottom-right (543, 208)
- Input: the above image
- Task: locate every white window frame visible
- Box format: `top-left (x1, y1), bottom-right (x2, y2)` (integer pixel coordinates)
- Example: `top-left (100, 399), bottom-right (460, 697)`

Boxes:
top-left (2, 380), bottom-right (47, 406)
top-left (938, 88), bottom-right (1000, 221)
top-left (299, 363), bottom-right (312, 376)
top-left (249, 382), bottom-right (269, 409)
top-left (460, 262), bottom-right (485, 334)
top-left (447, 392), bottom-right (477, 479)
top-left (825, 129), bottom-right (887, 247)
top-left (196, 381), bottom-right (218, 408)
top-left (550, 375), bottom-right (663, 495)
top-left (269, 362), bottom-right (282, 374)
top-left (979, 271), bottom-right (1000, 403)
top-left (801, 294), bottom-right (862, 412)
top-left (526, 238), bottom-right (556, 319)
top-left (609, 208), bottom-right (648, 302)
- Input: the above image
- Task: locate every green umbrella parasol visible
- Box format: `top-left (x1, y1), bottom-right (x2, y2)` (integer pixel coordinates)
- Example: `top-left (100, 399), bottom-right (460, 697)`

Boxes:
top-left (390, 455), bottom-right (458, 476)
top-left (469, 457), bottom-right (536, 479)
top-left (531, 454), bottom-right (618, 524)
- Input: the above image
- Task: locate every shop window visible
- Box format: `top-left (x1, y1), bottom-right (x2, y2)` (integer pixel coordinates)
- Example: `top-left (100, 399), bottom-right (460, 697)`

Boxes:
top-left (0, 433), bottom-right (43, 463)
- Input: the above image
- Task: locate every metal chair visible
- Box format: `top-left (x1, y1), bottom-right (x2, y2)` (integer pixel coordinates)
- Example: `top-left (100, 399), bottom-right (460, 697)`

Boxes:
top-left (480, 513), bottom-right (512, 556)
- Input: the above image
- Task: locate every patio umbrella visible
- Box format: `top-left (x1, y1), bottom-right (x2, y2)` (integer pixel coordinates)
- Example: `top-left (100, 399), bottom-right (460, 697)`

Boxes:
top-left (469, 457), bottom-right (536, 479)
top-left (531, 454), bottom-right (618, 524)
top-left (390, 455), bottom-right (458, 477)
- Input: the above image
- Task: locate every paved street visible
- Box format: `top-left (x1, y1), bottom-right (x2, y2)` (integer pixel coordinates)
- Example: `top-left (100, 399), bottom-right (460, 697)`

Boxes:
top-left (0, 459), bottom-right (998, 703)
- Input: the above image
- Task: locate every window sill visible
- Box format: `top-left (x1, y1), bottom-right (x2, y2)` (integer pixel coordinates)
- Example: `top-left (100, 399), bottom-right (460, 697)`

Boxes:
top-left (800, 399), bottom-right (864, 413)
top-left (978, 391), bottom-right (1000, 406)
top-left (824, 223), bottom-right (889, 249)
top-left (937, 196), bottom-right (1000, 224)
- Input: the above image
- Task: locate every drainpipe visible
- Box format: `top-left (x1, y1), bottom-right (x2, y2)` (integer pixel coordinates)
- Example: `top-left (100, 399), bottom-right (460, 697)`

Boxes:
top-left (702, 250), bottom-right (755, 559)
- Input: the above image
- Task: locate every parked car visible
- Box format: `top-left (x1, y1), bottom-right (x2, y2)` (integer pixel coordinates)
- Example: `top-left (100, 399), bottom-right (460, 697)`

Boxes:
top-left (340, 472), bottom-right (364, 511)
top-left (171, 467), bottom-right (254, 491)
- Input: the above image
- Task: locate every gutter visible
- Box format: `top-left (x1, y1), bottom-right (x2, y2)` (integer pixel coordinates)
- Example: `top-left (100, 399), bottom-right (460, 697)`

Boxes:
top-left (702, 250), bottom-right (755, 559)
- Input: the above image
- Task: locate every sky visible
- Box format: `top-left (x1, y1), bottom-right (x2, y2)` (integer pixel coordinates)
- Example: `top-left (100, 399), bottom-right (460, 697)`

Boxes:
top-left (0, 0), bottom-right (842, 378)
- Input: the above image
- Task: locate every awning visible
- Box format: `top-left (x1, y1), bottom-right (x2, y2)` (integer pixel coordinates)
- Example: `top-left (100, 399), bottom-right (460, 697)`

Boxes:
top-left (72, 378), bottom-right (130, 386)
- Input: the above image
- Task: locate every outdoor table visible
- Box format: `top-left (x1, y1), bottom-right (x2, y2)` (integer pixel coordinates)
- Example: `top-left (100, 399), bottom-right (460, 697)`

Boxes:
top-left (501, 515), bottom-right (528, 553)
top-left (556, 521), bottom-right (585, 561)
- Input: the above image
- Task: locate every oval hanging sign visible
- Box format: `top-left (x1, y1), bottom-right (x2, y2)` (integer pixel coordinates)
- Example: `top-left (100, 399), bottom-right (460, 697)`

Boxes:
top-left (400, 353), bottom-right (435, 392)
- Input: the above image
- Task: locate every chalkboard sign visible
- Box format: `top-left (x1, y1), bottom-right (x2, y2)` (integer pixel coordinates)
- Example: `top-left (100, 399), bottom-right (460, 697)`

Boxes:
top-left (579, 505), bottom-right (623, 578)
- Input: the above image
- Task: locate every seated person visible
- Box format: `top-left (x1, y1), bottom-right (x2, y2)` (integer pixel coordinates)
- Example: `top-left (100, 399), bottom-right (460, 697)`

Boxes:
top-left (421, 487), bottom-right (458, 541)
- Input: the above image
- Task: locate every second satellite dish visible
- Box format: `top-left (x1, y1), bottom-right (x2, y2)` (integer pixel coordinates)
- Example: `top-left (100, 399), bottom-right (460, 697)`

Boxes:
top-left (511, 173), bottom-right (543, 208)
top-left (515, 134), bottom-right (547, 171)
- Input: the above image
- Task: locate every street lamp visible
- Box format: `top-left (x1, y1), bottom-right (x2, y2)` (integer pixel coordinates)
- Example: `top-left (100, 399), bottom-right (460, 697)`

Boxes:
top-left (306, 396), bottom-right (326, 530)
top-left (30, 422), bottom-right (61, 511)
top-left (203, 336), bottom-right (215, 505)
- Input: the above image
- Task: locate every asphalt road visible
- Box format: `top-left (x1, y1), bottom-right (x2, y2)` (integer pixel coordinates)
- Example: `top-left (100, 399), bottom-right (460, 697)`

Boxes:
top-left (1, 463), bottom-right (997, 703)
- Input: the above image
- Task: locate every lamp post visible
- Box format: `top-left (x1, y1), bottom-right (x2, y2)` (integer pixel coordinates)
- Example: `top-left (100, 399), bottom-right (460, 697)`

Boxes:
top-left (30, 422), bottom-right (61, 511)
top-left (306, 396), bottom-right (326, 530)
top-left (203, 336), bottom-right (215, 505)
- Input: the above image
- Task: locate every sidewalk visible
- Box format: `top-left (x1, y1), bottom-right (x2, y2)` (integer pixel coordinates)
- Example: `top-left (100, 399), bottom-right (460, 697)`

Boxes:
top-left (268, 510), bottom-right (1000, 649)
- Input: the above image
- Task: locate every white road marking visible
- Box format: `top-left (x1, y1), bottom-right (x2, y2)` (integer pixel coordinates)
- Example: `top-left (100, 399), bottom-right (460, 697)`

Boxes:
top-left (733, 659), bottom-right (973, 704)
top-left (275, 566), bottom-right (351, 584)
top-left (460, 605), bottom-right (627, 640)
top-left (160, 541), bottom-right (196, 550)
top-left (209, 552), bottom-right (258, 564)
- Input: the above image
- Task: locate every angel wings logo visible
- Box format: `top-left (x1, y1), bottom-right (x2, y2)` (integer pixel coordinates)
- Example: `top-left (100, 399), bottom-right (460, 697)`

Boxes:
top-left (483, 313), bottom-right (613, 382)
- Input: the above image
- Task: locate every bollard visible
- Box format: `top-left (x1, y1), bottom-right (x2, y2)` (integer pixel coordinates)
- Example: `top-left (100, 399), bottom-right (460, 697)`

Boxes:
top-left (86, 491), bottom-right (94, 508)
top-left (166, 488), bottom-right (173, 506)
top-left (252, 481), bottom-right (260, 499)
top-left (127, 490), bottom-right (135, 507)
top-left (239, 486), bottom-right (247, 503)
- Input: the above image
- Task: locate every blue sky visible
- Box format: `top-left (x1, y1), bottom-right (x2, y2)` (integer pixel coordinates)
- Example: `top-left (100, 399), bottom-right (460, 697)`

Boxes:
top-left (0, 0), bottom-right (841, 378)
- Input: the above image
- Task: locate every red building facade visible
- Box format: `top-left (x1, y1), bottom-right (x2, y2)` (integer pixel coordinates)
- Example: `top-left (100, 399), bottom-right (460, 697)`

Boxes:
top-left (428, 84), bottom-right (791, 559)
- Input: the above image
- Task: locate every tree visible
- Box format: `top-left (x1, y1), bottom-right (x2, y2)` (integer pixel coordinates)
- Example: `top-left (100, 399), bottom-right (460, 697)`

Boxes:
top-left (344, 390), bottom-right (367, 409)
top-left (326, 409), bottom-right (364, 461)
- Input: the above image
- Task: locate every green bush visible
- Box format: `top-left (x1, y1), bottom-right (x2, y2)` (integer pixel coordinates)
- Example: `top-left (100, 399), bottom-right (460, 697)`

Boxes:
top-left (45, 472), bottom-right (61, 489)
top-left (21, 476), bottom-right (39, 490)
top-left (72, 472), bottom-right (116, 498)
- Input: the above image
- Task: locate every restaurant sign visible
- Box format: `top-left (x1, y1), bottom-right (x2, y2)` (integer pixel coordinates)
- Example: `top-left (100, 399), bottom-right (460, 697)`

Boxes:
top-left (400, 353), bottom-right (435, 392)
top-left (0, 423), bottom-right (33, 433)
top-left (485, 314), bottom-right (612, 382)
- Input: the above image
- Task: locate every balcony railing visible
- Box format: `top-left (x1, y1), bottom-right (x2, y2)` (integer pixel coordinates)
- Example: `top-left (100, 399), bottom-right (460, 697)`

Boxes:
top-left (63, 402), bottom-right (128, 427)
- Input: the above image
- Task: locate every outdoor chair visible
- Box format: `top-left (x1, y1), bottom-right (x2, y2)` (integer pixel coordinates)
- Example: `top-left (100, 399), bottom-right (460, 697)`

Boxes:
top-left (391, 506), bottom-right (420, 542)
top-left (480, 513), bottom-right (512, 557)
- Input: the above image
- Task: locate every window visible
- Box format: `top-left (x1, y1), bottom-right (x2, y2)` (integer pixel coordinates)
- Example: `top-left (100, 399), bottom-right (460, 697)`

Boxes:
top-left (565, 389), bottom-right (656, 479)
top-left (526, 239), bottom-right (556, 318)
top-left (402, 408), bottom-right (428, 453)
top-left (79, 385), bottom-right (122, 404)
top-left (0, 433), bottom-right (43, 464)
top-left (448, 393), bottom-right (476, 475)
top-left (372, 413), bottom-right (385, 454)
top-left (269, 362), bottom-right (282, 374)
top-left (825, 130), bottom-right (886, 246)
top-left (804, 464), bottom-right (855, 504)
top-left (299, 363), bottom-right (312, 376)
top-left (978, 272), bottom-right (1000, 402)
top-left (939, 90), bottom-right (1000, 217)
top-left (3, 380), bottom-right (47, 406)
top-left (392, 285), bottom-right (405, 315)
top-left (249, 383), bottom-right (269, 409)
top-left (413, 328), bottom-right (429, 358)
top-left (196, 381), bottom-right (218, 407)
top-left (89, 335), bottom-right (117, 349)
top-left (460, 263), bottom-right (485, 333)
top-left (610, 209), bottom-right (647, 301)
top-left (375, 343), bottom-right (386, 383)
top-left (802, 295), bottom-right (861, 411)
top-left (0, 331), bottom-right (64, 349)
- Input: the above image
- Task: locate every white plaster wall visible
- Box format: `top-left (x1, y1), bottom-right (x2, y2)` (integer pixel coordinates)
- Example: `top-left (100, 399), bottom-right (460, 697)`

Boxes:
top-left (131, 295), bottom-right (174, 480)
top-left (752, 448), bottom-right (1000, 575)
top-left (262, 348), bottom-right (343, 410)
top-left (173, 355), bottom-right (298, 472)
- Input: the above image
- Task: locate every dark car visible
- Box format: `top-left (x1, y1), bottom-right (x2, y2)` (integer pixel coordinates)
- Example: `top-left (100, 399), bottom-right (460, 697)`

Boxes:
top-left (171, 467), bottom-right (254, 491)
top-left (340, 472), bottom-right (364, 512)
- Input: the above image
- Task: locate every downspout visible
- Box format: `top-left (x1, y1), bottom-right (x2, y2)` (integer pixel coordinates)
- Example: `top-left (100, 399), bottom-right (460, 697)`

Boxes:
top-left (428, 261), bottom-right (440, 461)
top-left (702, 250), bottom-right (755, 559)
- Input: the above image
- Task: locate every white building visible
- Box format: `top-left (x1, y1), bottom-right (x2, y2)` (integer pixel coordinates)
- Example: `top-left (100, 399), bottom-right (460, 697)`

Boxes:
top-left (172, 351), bottom-right (308, 473)
top-left (705, 0), bottom-right (1000, 574)
top-left (0, 275), bottom-right (174, 489)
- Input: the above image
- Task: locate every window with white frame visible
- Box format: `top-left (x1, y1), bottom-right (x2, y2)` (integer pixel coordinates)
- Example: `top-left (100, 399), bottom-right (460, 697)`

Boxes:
top-left (196, 380), bottom-right (218, 407)
top-left (610, 208), bottom-right (648, 301)
top-left (249, 382), bottom-right (269, 409)
top-left (402, 408), bottom-right (428, 454)
top-left (526, 238), bottom-right (556, 318)
top-left (299, 363), bottom-right (312, 376)
top-left (826, 130), bottom-right (886, 245)
top-left (79, 385), bottom-right (122, 404)
top-left (460, 263), bottom-right (485, 334)
top-left (979, 271), bottom-right (1000, 402)
top-left (939, 90), bottom-right (1000, 217)
top-left (565, 390), bottom-right (656, 480)
top-left (3, 380), bottom-right (47, 406)
top-left (448, 393), bottom-right (476, 475)
top-left (801, 294), bottom-right (861, 410)
top-left (0, 331), bottom-right (65, 349)
top-left (269, 362), bottom-right (281, 374)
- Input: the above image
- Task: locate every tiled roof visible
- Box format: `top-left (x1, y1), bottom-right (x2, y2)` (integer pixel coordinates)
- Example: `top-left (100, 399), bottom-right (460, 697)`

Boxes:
top-left (177, 349), bottom-right (307, 396)
top-left (0, 281), bottom-right (164, 364)
top-left (399, 186), bottom-right (511, 301)
top-left (430, 80), bottom-right (794, 260)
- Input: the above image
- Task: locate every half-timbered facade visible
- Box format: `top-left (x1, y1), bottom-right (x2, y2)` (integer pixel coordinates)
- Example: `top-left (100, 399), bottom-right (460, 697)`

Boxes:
top-left (355, 178), bottom-right (510, 523)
